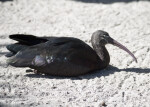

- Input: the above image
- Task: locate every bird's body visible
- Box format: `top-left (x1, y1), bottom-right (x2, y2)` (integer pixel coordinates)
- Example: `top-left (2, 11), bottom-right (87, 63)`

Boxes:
top-left (6, 30), bottom-right (137, 76)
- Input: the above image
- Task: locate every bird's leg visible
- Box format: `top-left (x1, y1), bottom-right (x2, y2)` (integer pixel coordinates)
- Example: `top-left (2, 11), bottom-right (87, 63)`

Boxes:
top-left (26, 69), bottom-right (33, 73)
top-left (26, 69), bottom-right (40, 74)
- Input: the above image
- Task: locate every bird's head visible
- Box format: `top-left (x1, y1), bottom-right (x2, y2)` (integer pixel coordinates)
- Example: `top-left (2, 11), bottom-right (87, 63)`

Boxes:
top-left (92, 30), bottom-right (110, 46)
top-left (91, 30), bottom-right (137, 63)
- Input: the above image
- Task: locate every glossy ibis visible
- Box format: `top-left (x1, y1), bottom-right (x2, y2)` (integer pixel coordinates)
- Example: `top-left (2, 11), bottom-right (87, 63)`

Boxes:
top-left (6, 30), bottom-right (137, 76)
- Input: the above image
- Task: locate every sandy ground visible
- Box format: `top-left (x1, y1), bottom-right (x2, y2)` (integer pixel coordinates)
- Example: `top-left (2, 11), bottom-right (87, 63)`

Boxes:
top-left (0, 0), bottom-right (150, 106)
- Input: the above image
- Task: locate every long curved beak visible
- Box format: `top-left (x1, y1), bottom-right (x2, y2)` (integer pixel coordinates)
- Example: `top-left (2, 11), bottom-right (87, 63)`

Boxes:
top-left (108, 37), bottom-right (137, 63)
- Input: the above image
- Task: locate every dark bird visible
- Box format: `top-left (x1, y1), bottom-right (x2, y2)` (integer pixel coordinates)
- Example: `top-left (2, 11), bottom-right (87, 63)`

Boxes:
top-left (6, 30), bottom-right (137, 76)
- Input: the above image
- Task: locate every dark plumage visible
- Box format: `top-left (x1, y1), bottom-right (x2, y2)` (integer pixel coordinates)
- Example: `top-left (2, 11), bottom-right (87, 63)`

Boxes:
top-left (6, 30), bottom-right (137, 76)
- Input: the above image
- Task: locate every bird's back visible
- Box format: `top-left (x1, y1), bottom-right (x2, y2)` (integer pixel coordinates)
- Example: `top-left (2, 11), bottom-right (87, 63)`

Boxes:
top-left (6, 34), bottom-right (103, 76)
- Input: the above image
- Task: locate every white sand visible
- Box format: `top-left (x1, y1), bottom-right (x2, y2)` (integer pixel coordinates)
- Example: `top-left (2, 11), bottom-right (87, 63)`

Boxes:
top-left (0, 0), bottom-right (150, 106)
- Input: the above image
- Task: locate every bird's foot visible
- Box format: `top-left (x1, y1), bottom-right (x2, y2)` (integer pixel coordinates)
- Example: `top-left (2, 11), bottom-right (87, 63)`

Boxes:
top-left (26, 69), bottom-right (33, 73)
top-left (33, 70), bottom-right (40, 74)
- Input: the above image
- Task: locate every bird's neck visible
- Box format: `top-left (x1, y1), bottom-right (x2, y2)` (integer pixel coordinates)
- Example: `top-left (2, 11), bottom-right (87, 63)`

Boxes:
top-left (93, 45), bottom-right (110, 67)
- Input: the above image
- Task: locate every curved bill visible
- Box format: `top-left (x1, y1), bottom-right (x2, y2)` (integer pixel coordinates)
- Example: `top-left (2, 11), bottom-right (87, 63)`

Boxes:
top-left (108, 37), bottom-right (137, 63)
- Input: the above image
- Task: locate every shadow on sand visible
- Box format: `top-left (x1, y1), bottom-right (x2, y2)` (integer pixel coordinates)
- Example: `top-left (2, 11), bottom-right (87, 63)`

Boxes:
top-left (0, 0), bottom-right (13, 2)
top-left (25, 65), bottom-right (150, 80)
top-left (72, 0), bottom-right (142, 4)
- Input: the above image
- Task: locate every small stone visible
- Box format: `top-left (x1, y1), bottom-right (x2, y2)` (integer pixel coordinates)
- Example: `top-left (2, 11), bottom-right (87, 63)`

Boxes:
top-left (21, 103), bottom-right (24, 105)
top-left (28, 20), bottom-right (32, 23)
top-left (10, 3), bottom-right (13, 6)
top-left (51, 86), bottom-right (57, 89)
top-left (100, 101), bottom-right (107, 106)
top-left (4, 93), bottom-right (7, 96)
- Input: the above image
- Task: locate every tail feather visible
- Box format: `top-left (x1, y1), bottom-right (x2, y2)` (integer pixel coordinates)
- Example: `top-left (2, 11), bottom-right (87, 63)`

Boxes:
top-left (6, 43), bottom-right (27, 53)
top-left (5, 52), bottom-right (15, 57)
top-left (6, 34), bottom-right (49, 66)
top-left (6, 43), bottom-right (27, 57)
top-left (7, 55), bottom-right (32, 67)
top-left (9, 34), bottom-right (47, 45)
top-left (6, 34), bottom-right (48, 57)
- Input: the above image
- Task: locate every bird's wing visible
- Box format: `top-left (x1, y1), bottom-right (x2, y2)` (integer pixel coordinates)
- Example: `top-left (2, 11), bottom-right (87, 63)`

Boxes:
top-left (7, 46), bottom-right (41, 67)
top-left (9, 34), bottom-right (48, 45)
top-left (7, 37), bottom-right (78, 67)
top-left (6, 34), bottom-right (58, 57)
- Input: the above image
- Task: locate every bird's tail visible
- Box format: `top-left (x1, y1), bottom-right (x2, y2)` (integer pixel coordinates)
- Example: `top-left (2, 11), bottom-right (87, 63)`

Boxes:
top-left (9, 34), bottom-right (47, 45)
top-left (6, 43), bottom-right (27, 57)
top-left (6, 34), bottom-right (47, 57)
top-left (7, 55), bottom-right (32, 67)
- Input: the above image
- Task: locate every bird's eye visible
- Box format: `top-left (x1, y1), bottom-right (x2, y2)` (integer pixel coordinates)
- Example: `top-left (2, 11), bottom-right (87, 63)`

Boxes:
top-left (103, 35), bottom-right (106, 37)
